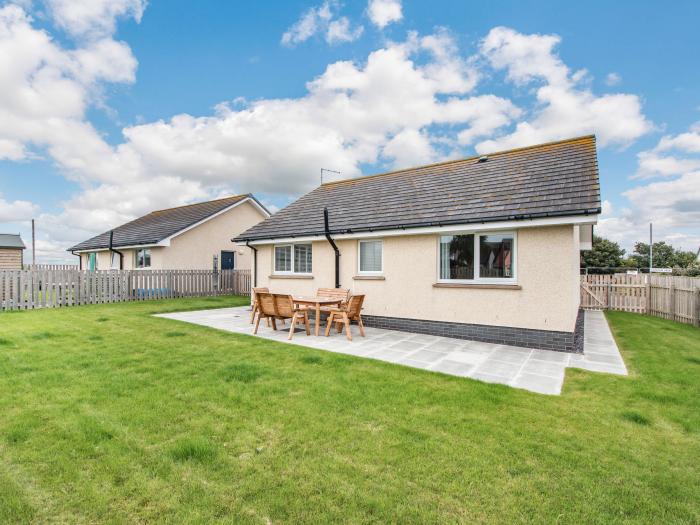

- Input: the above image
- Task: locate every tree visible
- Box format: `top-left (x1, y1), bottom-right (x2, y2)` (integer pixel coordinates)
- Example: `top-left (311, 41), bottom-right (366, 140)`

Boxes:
top-left (581, 236), bottom-right (625, 269)
top-left (628, 241), bottom-right (699, 269)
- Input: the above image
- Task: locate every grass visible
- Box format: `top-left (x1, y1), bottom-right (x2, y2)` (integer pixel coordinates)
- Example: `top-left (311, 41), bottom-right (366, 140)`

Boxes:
top-left (0, 299), bottom-right (698, 524)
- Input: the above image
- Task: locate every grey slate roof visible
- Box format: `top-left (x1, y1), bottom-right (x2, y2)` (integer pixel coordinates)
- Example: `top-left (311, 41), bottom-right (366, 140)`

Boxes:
top-left (234, 135), bottom-right (601, 242)
top-left (0, 234), bottom-right (25, 249)
top-left (69, 194), bottom-right (260, 252)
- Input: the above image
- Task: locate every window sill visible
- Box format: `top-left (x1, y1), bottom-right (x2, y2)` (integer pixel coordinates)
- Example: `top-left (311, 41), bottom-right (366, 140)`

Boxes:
top-left (433, 282), bottom-right (521, 290)
top-left (353, 275), bottom-right (385, 280)
top-left (269, 274), bottom-right (314, 279)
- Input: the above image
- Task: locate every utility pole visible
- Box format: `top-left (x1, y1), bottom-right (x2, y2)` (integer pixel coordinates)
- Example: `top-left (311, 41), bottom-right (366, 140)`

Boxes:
top-left (649, 222), bottom-right (652, 272)
top-left (31, 218), bottom-right (36, 266)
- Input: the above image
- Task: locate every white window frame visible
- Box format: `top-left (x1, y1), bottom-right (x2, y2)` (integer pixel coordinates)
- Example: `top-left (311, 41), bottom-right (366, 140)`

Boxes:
top-left (358, 239), bottom-right (383, 275)
top-left (135, 248), bottom-right (152, 269)
top-left (273, 243), bottom-right (312, 274)
top-left (437, 230), bottom-right (517, 284)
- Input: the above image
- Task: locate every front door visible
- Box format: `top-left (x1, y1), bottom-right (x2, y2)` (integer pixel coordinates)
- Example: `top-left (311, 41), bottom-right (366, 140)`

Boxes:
top-left (221, 251), bottom-right (235, 270)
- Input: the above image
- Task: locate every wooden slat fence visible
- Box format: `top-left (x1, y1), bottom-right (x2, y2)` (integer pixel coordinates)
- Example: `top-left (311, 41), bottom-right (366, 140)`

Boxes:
top-left (581, 274), bottom-right (700, 327)
top-left (0, 269), bottom-right (250, 311)
top-left (23, 264), bottom-right (79, 270)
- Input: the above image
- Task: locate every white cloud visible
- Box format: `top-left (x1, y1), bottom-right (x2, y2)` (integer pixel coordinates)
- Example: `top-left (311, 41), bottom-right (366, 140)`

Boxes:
top-left (605, 72), bottom-right (621, 86)
top-left (476, 27), bottom-right (652, 153)
top-left (2, 15), bottom-right (662, 260)
top-left (44, 0), bottom-right (145, 39)
top-left (281, 1), bottom-right (363, 46)
top-left (0, 194), bottom-right (38, 222)
top-left (326, 16), bottom-right (364, 44)
top-left (598, 123), bottom-right (700, 251)
top-left (367, 0), bottom-right (402, 29)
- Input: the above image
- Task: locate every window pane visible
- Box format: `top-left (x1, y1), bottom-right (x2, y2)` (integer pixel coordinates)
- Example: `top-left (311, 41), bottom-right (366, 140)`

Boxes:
top-left (275, 246), bottom-right (291, 272)
top-left (136, 249), bottom-right (144, 268)
top-left (294, 244), bottom-right (312, 273)
top-left (479, 234), bottom-right (513, 278)
top-left (143, 249), bottom-right (151, 268)
top-left (360, 241), bottom-right (382, 272)
top-left (440, 235), bottom-right (474, 280)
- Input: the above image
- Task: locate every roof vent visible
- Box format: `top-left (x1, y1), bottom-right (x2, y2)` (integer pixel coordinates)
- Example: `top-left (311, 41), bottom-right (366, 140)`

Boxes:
top-left (477, 155), bottom-right (488, 163)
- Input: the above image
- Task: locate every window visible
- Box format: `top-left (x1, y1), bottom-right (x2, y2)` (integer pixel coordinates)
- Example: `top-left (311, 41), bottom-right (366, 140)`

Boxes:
top-left (439, 232), bottom-right (515, 282)
top-left (274, 243), bottom-right (312, 273)
top-left (359, 240), bottom-right (383, 273)
top-left (439, 235), bottom-right (474, 280)
top-left (87, 252), bottom-right (97, 271)
top-left (479, 234), bottom-right (513, 278)
top-left (135, 248), bottom-right (151, 269)
top-left (110, 251), bottom-right (120, 270)
top-left (294, 244), bottom-right (312, 273)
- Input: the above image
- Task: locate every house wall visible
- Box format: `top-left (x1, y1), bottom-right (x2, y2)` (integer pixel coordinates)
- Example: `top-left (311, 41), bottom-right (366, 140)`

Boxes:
top-left (79, 200), bottom-right (265, 270)
top-left (0, 248), bottom-right (23, 269)
top-left (254, 224), bottom-right (581, 333)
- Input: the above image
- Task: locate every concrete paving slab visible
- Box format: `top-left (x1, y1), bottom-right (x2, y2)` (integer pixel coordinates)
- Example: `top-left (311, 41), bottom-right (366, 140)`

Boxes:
top-left (154, 306), bottom-right (628, 395)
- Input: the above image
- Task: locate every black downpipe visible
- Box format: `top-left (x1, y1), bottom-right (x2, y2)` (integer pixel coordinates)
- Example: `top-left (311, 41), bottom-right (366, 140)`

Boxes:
top-left (324, 208), bottom-right (340, 288)
top-left (245, 241), bottom-right (258, 287)
top-left (71, 251), bottom-right (82, 270)
top-left (108, 230), bottom-right (124, 270)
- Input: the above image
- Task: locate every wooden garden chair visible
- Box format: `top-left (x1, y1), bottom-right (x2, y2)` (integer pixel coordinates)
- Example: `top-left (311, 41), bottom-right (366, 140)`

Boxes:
top-left (253, 293), bottom-right (310, 340)
top-left (324, 294), bottom-right (365, 341)
top-left (250, 287), bottom-right (269, 324)
top-left (316, 287), bottom-right (350, 307)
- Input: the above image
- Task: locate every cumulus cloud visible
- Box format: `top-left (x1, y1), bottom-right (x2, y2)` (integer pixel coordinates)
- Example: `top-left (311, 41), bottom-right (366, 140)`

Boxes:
top-left (281, 1), bottom-right (363, 46)
top-left (44, 0), bottom-right (145, 39)
top-left (2, 13), bottom-right (661, 260)
top-left (597, 123), bottom-right (700, 251)
top-left (0, 194), bottom-right (38, 222)
top-left (475, 27), bottom-right (652, 153)
top-left (367, 0), bottom-right (402, 29)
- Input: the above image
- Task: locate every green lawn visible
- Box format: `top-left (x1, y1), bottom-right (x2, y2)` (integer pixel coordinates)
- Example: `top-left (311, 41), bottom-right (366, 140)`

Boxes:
top-left (0, 298), bottom-right (698, 524)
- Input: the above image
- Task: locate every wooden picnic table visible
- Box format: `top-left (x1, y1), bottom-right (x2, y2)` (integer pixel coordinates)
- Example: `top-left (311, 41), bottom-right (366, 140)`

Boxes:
top-left (292, 295), bottom-right (343, 336)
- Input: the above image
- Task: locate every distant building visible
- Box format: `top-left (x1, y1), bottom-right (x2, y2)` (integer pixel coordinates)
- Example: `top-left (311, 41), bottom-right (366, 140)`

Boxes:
top-left (68, 195), bottom-right (269, 271)
top-left (0, 234), bottom-right (26, 269)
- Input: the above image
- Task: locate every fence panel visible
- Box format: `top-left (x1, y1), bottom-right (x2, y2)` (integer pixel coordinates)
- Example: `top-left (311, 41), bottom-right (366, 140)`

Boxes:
top-left (0, 268), bottom-right (251, 311)
top-left (581, 273), bottom-right (700, 327)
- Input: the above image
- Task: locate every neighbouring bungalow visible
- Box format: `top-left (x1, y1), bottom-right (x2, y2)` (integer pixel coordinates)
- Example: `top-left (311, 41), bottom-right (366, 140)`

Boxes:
top-left (0, 233), bottom-right (26, 270)
top-left (234, 136), bottom-right (599, 353)
top-left (69, 195), bottom-right (269, 271)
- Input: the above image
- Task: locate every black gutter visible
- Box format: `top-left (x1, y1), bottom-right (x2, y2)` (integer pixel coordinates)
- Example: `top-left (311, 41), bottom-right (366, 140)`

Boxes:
top-left (108, 230), bottom-right (124, 270)
top-left (245, 241), bottom-right (258, 288)
top-left (234, 206), bottom-right (602, 243)
top-left (323, 207), bottom-right (340, 288)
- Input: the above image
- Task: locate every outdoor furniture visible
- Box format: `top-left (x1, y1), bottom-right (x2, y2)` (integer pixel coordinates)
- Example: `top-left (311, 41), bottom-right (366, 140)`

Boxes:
top-left (324, 295), bottom-right (366, 341)
top-left (316, 287), bottom-right (350, 307)
top-left (250, 287), bottom-right (269, 324)
top-left (254, 293), bottom-right (310, 340)
top-left (292, 295), bottom-right (344, 336)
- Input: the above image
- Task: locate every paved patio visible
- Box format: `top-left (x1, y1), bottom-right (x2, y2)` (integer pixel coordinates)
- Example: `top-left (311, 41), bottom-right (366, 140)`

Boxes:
top-left (155, 308), bottom-right (626, 395)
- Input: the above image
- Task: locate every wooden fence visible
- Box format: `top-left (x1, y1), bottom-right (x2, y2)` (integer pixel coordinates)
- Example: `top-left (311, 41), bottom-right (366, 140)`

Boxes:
top-left (581, 274), bottom-right (700, 326)
top-left (0, 269), bottom-right (251, 311)
top-left (23, 264), bottom-right (79, 270)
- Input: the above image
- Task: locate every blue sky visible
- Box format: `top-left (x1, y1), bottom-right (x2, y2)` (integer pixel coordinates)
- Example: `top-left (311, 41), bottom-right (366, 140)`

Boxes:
top-left (1, 0), bottom-right (699, 261)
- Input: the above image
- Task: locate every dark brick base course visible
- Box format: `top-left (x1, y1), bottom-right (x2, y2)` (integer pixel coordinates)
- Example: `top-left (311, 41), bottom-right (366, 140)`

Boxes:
top-left (360, 310), bottom-right (586, 353)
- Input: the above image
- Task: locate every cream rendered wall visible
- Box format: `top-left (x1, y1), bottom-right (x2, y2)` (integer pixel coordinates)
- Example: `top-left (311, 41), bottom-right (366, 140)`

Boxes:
top-left (256, 225), bottom-right (581, 333)
top-left (162, 200), bottom-right (263, 270)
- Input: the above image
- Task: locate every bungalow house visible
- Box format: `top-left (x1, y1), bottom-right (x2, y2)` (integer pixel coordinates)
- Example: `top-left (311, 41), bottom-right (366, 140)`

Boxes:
top-left (0, 234), bottom-right (25, 270)
top-left (69, 194), bottom-right (269, 271)
top-left (234, 136), bottom-right (600, 353)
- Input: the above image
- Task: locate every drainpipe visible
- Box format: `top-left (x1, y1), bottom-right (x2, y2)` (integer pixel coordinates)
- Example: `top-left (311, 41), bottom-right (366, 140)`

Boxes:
top-left (71, 251), bottom-right (82, 270)
top-left (108, 230), bottom-right (124, 270)
top-left (246, 241), bottom-right (258, 287)
top-left (324, 207), bottom-right (340, 288)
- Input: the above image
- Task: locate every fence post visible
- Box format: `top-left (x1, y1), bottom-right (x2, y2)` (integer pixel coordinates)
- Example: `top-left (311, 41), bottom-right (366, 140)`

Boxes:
top-left (668, 282), bottom-right (675, 322)
top-left (694, 287), bottom-right (700, 328)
